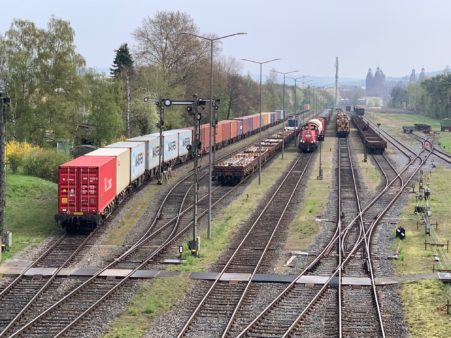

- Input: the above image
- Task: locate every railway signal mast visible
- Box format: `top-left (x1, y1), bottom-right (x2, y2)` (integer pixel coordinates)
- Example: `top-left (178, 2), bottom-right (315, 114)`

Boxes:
top-left (145, 95), bottom-right (220, 256)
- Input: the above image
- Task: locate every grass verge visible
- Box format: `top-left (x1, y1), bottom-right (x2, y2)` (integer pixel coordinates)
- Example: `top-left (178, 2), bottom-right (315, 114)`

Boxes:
top-left (1, 174), bottom-right (58, 263)
top-left (285, 137), bottom-right (335, 251)
top-left (392, 165), bottom-right (451, 336)
top-left (103, 275), bottom-right (192, 338)
top-left (399, 279), bottom-right (451, 338)
top-left (367, 111), bottom-right (451, 152)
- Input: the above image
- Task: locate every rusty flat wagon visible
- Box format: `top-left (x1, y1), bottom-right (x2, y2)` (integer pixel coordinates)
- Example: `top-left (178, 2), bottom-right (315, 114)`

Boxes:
top-left (351, 115), bottom-right (387, 154)
top-left (213, 130), bottom-right (295, 185)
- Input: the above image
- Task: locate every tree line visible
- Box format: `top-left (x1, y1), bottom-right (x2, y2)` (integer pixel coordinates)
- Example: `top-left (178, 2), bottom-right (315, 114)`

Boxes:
top-left (389, 73), bottom-right (451, 119)
top-left (0, 11), bottom-right (333, 148)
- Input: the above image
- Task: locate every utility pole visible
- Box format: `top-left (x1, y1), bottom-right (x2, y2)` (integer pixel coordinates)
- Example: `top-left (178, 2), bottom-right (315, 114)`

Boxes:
top-left (156, 101), bottom-right (165, 185)
top-left (335, 56), bottom-right (339, 107)
top-left (0, 92), bottom-right (11, 259)
top-left (190, 97), bottom-right (202, 256)
top-left (276, 70), bottom-right (298, 160)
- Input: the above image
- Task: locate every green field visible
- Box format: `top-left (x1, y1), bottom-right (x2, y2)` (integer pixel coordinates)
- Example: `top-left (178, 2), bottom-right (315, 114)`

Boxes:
top-left (1, 175), bottom-right (59, 263)
top-left (367, 111), bottom-right (451, 152)
top-left (391, 161), bottom-right (451, 336)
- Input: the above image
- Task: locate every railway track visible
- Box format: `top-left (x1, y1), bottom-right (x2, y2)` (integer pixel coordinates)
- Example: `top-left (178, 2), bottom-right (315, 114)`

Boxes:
top-left (3, 128), bottom-right (295, 337)
top-left (232, 131), bottom-right (431, 337)
top-left (0, 232), bottom-right (95, 336)
top-left (177, 152), bottom-right (313, 337)
top-left (410, 131), bottom-right (451, 164)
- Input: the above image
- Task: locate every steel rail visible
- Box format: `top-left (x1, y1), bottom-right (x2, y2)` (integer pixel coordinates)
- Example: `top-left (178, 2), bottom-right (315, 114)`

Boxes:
top-left (410, 132), bottom-right (451, 164)
top-left (0, 233), bottom-right (67, 299)
top-left (278, 149), bottom-right (431, 337)
top-left (237, 148), bottom-right (429, 337)
top-left (337, 137), bottom-right (365, 337)
top-left (9, 134), bottom-right (290, 337)
top-left (176, 153), bottom-right (311, 337)
top-left (0, 232), bottom-right (96, 337)
top-left (220, 153), bottom-right (312, 338)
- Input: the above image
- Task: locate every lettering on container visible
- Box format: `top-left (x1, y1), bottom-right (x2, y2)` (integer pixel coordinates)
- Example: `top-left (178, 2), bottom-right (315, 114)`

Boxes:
top-left (182, 137), bottom-right (191, 147)
top-left (104, 178), bottom-right (113, 192)
top-left (135, 152), bottom-right (144, 166)
top-left (153, 146), bottom-right (160, 158)
top-left (168, 141), bottom-right (177, 152)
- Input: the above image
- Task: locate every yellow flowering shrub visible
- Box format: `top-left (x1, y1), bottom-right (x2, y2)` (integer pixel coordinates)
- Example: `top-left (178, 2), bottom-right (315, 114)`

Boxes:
top-left (6, 141), bottom-right (36, 173)
top-left (6, 141), bottom-right (70, 182)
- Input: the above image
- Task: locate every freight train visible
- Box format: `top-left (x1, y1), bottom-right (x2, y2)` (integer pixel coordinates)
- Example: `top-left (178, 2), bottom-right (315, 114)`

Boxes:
top-left (56, 111), bottom-right (291, 231)
top-left (298, 109), bottom-right (331, 152)
top-left (336, 111), bottom-right (350, 137)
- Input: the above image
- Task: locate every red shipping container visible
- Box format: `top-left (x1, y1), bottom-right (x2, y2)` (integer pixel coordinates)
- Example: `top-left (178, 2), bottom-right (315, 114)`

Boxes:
top-left (58, 156), bottom-right (116, 216)
top-left (234, 117), bottom-right (248, 135)
top-left (230, 120), bottom-right (240, 140)
top-left (233, 118), bottom-right (244, 137)
top-left (263, 112), bottom-right (270, 126)
top-left (216, 122), bottom-right (223, 145)
top-left (200, 123), bottom-right (211, 153)
top-left (252, 114), bottom-right (260, 130)
top-left (217, 120), bottom-right (232, 144)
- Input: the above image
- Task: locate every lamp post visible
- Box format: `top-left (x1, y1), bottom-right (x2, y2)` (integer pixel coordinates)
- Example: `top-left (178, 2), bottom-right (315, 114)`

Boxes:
top-left (302, 79), bottom-right (313, 124)
top-left (287, 76), bottom-right (304, 137)
top-left (180, 31), bottom-right (246, 240)
top-left (240, 58), bottom-right (280, 184)
top-left (276, 70), bottom-right (298, 159)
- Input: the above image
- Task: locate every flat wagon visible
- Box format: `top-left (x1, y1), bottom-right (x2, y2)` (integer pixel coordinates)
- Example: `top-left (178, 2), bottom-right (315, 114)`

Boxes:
top-left (351, 115), bottom-right (387, 154)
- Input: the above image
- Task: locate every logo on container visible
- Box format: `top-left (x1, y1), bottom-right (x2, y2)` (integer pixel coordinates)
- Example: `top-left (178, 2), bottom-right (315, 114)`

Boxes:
top-left (136, 153), bottom-right (144, 166)
top-left (104, 178), bottom-right (113, 192)
top-left (168, 141), bottom-right (176, 151)
top-left (153, 146), bottom-right (160, 158)
top-left (182, 137), bottom-right (191, 147)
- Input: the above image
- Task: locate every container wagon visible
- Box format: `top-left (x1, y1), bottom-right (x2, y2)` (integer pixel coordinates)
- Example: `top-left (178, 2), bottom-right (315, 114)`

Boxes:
top-left (56, 156), bottom-right (117, 231)
top-left (57, 111), bottom-right (288, 232)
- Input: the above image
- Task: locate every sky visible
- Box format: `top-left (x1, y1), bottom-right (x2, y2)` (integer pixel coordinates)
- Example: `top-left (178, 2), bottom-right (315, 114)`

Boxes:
top-left (1, 0), bottom-right (450, 80)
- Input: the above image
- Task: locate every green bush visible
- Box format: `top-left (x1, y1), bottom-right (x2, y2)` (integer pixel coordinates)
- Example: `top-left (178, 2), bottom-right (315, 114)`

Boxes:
top-left (8, 152), bottom-right (23, 174)
top-left (22, 149), bottom-right (71, 182)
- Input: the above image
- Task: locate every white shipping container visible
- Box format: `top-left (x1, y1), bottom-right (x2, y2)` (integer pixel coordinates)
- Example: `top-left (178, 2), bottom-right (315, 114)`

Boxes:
top-left (85, 147), bottom-right (130, 196)
top-left (106, 141), bottom-right (146, 181)
top-left (165, 129), bottom-right (192, 158)
top-left (162, 131), bottom-right (179, 162)
top-left (127, 135), bottom-right (160, 171)
top-left (177, 129), bottom-right (192, 157)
